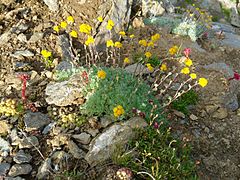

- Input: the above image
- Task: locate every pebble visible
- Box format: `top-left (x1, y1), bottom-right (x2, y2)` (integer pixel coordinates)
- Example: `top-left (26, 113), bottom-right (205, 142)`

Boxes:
top-left (72, 132), bottom-right (91, 145)
top-left (67, 140), bottom-right (86, 159)
top-left (19, 136), bottom-right (39, 149)
top-left (43, 0), bottom-right (59, 12)
top-left (13, 150), bottom-right (32, 164)
top-left (212, 107), bottom-right (228, 119)
top-left (0, 163), bottom-right (11, 176)
top-left (11, 50), bottom-right (34, 58)
top-left (28, 32), bottom-right (44, 43)
top-left (8, 164), bottom-right (32, 177)
top-left (0, 121), bottom-right (11, 135)
top-left (189, 114), bottom-right (198, 121)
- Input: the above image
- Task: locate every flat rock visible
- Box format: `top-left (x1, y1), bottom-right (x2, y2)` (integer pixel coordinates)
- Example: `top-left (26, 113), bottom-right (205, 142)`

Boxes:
top-left (85, 117), bottom-right (147, 166)
top-left (0, 121), bottom-right (11, 135)
top-left (212, 107), bottom-right (228, 119)
top-left (58, 34), bottom-right (72, 62)
top-left (24, 112), bottom-right (51, 132)
top-left (100, 116), bottom-right (113, 128)
top-left (230, 7), bottom-right (240, 28)
top-left (11, 50), bottom-right (34, 58)
top-left (18, 136), bottom-right (39, 149)
top-left (0, 137), bottom-right (11, 156)
top-left (125, 63), bottom-right (150, 75)
top-left (28, 32), bottom-right (44, 43)
top-left (8, 164), bottom-right (32, 177)
top-left (67, 140), bottom-right (86, 159)
top-left (220, 32), bottom-right (240, 49)
top-left (72, 133), bottom-right (91, 145)
top-left (13, 150), bottom-right (32, 164)
top-left (36, 158), bottom-right (52, 180)
top-left (43, 0), bottom-right (59, 12)
top-left (0, 163), bottom-right (11, 176)
top-left (203, 62), bottom-right (234, 79)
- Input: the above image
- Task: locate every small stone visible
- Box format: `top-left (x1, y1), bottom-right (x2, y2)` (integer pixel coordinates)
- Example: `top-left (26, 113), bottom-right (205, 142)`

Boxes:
top-left (173, 110), bottom-right (185, 119)
top-left (0, 163), bottom-right (11, 176)
top-left (86, 128), bottom-right (99, 137)
top-left (24, 112), bottom-right (51, 132)
top-left (8, 164), bottom-right (32, 177)
top-left (28, 32), bottom-right (44, 43)
top-left (205, 104), bottom-right (220, 114)
top-left (100, 116), bottom-right (112, 128)
top-left (44, 71), bottom-right (53, 79)
top-left (17, 33), bottom-right (27, 42)
top-left (237, 109), bottom-right (240, 116)
top-left (189, 114), bottom-right (198, 121)
top-left (42, 122), bottom-right (56, 135)
top-left (67, 140), bottom-right (86, 159)
top-left (125, 63), bottom-right (149, 75)
top-left (0, 121), bottom-right (11, 135)
top-left (0, 137), bottom-right (11, 156)
top-left (36, 158), bottom-right (51, 179)
top-left (212, 107), bottom-right (228, 119)
top-left (43, 0), bottom-right (59, 12)
top-left (72, 133), bottom-right (91, 145)
top-left (19, 136), bottom-right (39, 149)
top-left (11, 50), bottom-right (34, 58)
top-left (47, 134), bottom-right (68, 147)
top-left (13, 150), bottom-right (32, 164)
top-left (0, 31), bottom-right (11, 46)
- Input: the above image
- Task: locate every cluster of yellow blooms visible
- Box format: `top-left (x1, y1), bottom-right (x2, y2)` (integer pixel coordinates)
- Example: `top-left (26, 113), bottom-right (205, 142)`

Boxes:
top-left (0, 99), bottom-right (18, 117)
top-left (146, 63), bottom-right (154, 72)
top-left (41, 50), bottom-right (52, 59)
top-left (169, 45), bottom-right (179, 55)
top-left (113, 105), bottom-right (125, 117)
top-left (60, 113), bottom-right (77, 123)
top-left (97, 70), bottom-right (106, 79)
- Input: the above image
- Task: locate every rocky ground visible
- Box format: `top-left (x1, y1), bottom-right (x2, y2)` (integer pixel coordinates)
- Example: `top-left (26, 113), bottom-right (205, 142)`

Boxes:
top-left (0, 0), bottom-right (240, 180)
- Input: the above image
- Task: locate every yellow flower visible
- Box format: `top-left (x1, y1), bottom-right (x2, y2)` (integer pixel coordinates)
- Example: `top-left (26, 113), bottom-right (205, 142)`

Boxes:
top-left (169, 45), bottom-right (178, 55)
top-left (85, 36), bottom-right (95, 46)
top-left (79, 24), bottom-right (92, 34)
top-left (119, 31), bottom-right (126, 36)
top-left (139, 39), bottom-right (147, 47)
top-left (129, 34), bottom-right (135, 38)
top-left (97, 16), bottom-right (103, 22)
top-left (70, 30), bottom-right (78, 38)
top-left (106, 40), bottom-right (114, 47)
top-left (160, 63), bottom-right (167, 71)
top-left (41, 50), bottom-right (52, 58)
top-left (190, 73), bottom-right (197, 79)
top-left (60, 21), bottom-right (67, 29)
top-left (106, 24), bottom-right (113, 30)
top-left (113, 105), bottom-right (125, 117)
top-left (114, 42), bottom-right (122, 48)
top-left (181, 67), bottom-right (190, 74)
top-left (53, 25), bottom-right (60, 33)
top-left (185, 58), bottom-right (193, 67)
top-left (198, 78), bottom-right (208, 87)
top-left (108, 20), bottom-right (115, 27)
top-left (124, 57), bottom-right (130, 64)
top-left (97, 70), bottom-right (106, 79)
top-left (151, 33), bottom-right (160, 42)
top-left (145, 51), bottom-right (152, 58)
top-left (146, 63), bottom-right (154, 72)
top-left (67, 16), bottom-right (74, 24)
top-left (147, 41), bottom-right (154, 47)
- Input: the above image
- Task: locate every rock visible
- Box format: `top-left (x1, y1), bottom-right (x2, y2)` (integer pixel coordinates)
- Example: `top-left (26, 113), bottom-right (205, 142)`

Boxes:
top-left (72, 133), bottom-right (91, 145)
top-left (4, 176), bottom-right (25, 180)
top-left (36, 158), bottom-right (52, 179)
top-left (0, 31), bottom-right (11, 46)
top-left (223, 94), bottom-right (239, 111)
top-left (212, 107), bottom-right (228, 119)
top-left (211, 22), bottom-right (236, 34)
top-left (200, 0), bottom-right (222, 17)
top-left (45, 73), bottom-right (86, 106)
top-left (237, 108), bottom-right (240, 116)
top-left (8, 164), bottom-right (32, 177)
top-left (51, 151), bottom-right (72, 171)
top-left (14, 62), bottom-right (32, 71)
top-left (17, 34), bottom-right (27, 42)
top-left (142, 0), bottom-right (165, 17)
top-left (13, 150), bottom-right (32, 164)
top-left (132, 17), bottom-right (145, 28)
top-left (67, 140), bottom-right (86, 159)
top-left (125, 63), bottom-right (150, 75)
top-left (189, 114), bottom-right (198, 121)
top-left (42, 122), bottom-right (56, 135)
top-left (230, 7), bottom-right (240, 28)
top-left (205, 104), bottom-right (220, 114)
top-left (0, 121), bottom-right (11, 135)
top-left (55, 61), bottom-right (73, 71)
top-left (85, 117), bottom-right (147, 166)
top-left (28, 32), bottom-right (44, 43)
top-left (11, 20), bottom-right (30, 34)
top-left (95, 0), bottom-right (133, 48)
top-left (18, 136), bottom-right (39, 149)
top-left (58, 34), bottom-right (72, 62)
top-left (43, 0), bottom-right (59, 12)
top-left (47, 134), bottom-right (68, 147)
top-left (100, 116), bottom-right (113, 128)
top-left (86, 128), bottom-right (99, 137)
top-left (0, 163), bottom-right (11, 176)
top-left (24, 112), bottom-right (51, 132)
top-left (220, 32), bottom-right (240, 49)
top-left (203, 62), bottom-right (234, 79)
top-left (173, 110), bottom-right (185, 118)
top-left (0, 137), bottom-right (11, 156)
top-left (11, 50), bottom-right (34, 58)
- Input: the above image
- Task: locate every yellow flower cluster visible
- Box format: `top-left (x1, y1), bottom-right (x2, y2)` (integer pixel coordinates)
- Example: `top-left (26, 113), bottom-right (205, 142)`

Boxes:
top-left (79, 24), bottom-right (92, 35)
top-left (67, 16), bottom-right (74, 24)
top-left (114, 42), bottom-right (122, 48)
top-left (147, 41), bottom-right (154, 47)
top-left (185, 58), bottom-right (193, 67)
top-left (53, 25), bottom-right (60, 33)
top-left (119, 31), bottom-right (126, 36)
top-left (70, 30), bottom-right (78, 38)
top-left (181, 67), bottom-right (190, 74)
top-left (41, 50), bottom-right (52, 58)
top-left (146, 63), bottom-right (154, 72)
top-left (106, 40), bottom-right (114, 47)
top-left (151, 33), bottom-right (160, 42)
top-left (106, 20), bottom-right (115, 30)
top-left (139, 39), bottom-right (147, 47)
top-left (160, 63), bottom-right (167, 71)
top-left (198, 78), bottom-right (208, 87)
top-left (97, 16), bottom-right (103, 22)
top-left (85, 36), bottom-right (95, 46)
top-left (129, 34), bottom-right (135, 38)
top-left (113, 105), bottom-right (125, 117)
top-left (60, 21), bottom-right (68, 29)
top-left (145, 51), bottom-right (152, 58)
top-left (190, 73), bottom-right (197, 79)
top-left (61, 113), bottom-right (77, 123)
top-left (169, 45), bottom-right (179, 55)
top-left (97, 70), bottom-right (106, 79)
top-left (124, 57), bottom-right (130, 64)
top-left (0, 99), bottom-right (18, 117)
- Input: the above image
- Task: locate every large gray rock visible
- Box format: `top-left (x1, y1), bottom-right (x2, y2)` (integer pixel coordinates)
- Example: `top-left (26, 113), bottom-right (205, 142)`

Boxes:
top-left (203, 62), bottom-right (234, 78)
top-left (199, 0), bottom-right (222, 17)
top-left (85, 117), bottom-right (148, 166)
top-left (24, 112), bottom-right (51, 132)
top-left (220, 32), bottom-right (240, 49)
top-left (58, 34), bottom-right (72, 62)
top-left (45, 73), bottom-right (86, 106)
top-left (43, 0), bottom-right (59, 12)
top-left (95, 0), bottom-right (133, 48)
top-left (230, 7), bottom-right (240, 28)
top-left (8, 164), bottom-right (32, 177)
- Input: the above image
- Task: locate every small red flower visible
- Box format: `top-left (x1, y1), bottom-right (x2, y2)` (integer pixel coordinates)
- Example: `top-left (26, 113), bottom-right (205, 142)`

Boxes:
top-left (18, 74), bottom-right (30, 102)
top-left (228, 72), bottom-right (240, 81)
top-left (183, 48), bottom-right (191, 58)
